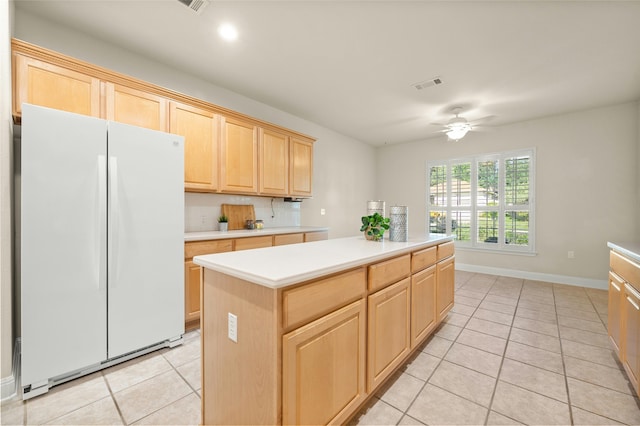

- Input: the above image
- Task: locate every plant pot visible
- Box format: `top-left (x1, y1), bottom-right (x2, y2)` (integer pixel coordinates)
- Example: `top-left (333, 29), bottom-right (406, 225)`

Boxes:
top-left (219, 222), bottom-right (228, 232)
top-left (364, 230), bottom-right (383, 241)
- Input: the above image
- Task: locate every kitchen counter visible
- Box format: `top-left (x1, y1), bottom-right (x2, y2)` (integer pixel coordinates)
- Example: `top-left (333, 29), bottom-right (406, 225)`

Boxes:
top-left (184, 226), bottom-right (328, 242)
top-left (194, 233), bottom-right (452, 288)
top-left (608, 241), bottom-right (640, 264)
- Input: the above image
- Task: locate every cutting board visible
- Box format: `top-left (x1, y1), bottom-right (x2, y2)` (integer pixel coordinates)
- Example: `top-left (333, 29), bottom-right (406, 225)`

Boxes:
top-left (221, 204), bottom-right (256, 230)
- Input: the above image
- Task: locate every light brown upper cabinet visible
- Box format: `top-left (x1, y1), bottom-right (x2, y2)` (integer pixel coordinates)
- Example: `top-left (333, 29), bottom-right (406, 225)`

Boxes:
top-left (220, 116), bottom-right (258, 194)
top-left (170, 102), bottom-right (218, 192)
top-left (259, 128), bottom-right (289, 196)
top-left (105, 83), bottom-right (168, 131)
top-left (290, 137), bottom-right (313, 197)
top-left (13, 54), bottom-right (100, 118)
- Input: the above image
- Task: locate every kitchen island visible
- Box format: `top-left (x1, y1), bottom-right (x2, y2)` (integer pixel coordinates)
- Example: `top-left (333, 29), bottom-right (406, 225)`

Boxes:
top-left (194, 234), bottom-right (454, 425)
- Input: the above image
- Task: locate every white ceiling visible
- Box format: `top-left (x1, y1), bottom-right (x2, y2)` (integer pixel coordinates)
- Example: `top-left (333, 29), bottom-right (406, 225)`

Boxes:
top-left (13, 0), bottom-right (640, 146)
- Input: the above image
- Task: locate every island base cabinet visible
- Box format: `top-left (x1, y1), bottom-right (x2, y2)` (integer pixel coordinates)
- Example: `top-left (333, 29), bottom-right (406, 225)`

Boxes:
top-left (367, 278), bottom-right (411, 392)
top-left (282, 299), bottom-right (366, 426)
top-left (411, 265), bottom-right (437, 348)
top-left (437, 256), bottom-right (455, 321)
top-left (201, 270), bottom-right (279, 426)
top-left (622, 284), bottom-right (640, 394)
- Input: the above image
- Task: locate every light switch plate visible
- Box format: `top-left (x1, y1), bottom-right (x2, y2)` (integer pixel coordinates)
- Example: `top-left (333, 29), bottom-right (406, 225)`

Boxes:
top-left (228, 313), bottom-right (238, 343)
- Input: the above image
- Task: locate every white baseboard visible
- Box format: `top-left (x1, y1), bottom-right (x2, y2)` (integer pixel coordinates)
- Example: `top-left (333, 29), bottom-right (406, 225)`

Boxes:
top-left (456, 263), bottom-right (608, 290)
top-left (1, 338), bottom-right (20, 401)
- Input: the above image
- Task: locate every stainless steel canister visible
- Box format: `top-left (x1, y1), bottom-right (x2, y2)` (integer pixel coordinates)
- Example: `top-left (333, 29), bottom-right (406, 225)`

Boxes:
top-left (367, 200), bottom-right (385, 217)
top-left (389, 205), bottom-right (408, 242)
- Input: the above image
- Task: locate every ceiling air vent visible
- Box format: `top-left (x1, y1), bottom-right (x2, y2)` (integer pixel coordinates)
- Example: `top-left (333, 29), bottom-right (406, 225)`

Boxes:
top-left (177, 0), bottom-right (209, 14)
top-left (412, 76), bottom-right (443, 90)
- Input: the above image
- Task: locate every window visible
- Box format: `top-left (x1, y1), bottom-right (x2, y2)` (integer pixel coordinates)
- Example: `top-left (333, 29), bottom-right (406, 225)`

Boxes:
top-left (427, 149), bottom-right (535, 253)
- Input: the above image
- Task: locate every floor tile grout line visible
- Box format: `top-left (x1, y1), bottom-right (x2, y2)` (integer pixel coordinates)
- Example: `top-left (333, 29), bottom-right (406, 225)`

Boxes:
top-left (553, 284), bottom-right (575, 425)
top-left (482, 276), bottom-right (523, 425)
top-left (399, 272), bottom-right (496, 425)
top-left (102, 370), bottom-right (128, 426)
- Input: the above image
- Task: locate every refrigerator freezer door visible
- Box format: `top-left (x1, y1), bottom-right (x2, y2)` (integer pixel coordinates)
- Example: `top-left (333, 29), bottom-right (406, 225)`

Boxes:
top-left (107, 122), bottom-right (184, 358)
top-left (20, 104), bottom-right (108, 388)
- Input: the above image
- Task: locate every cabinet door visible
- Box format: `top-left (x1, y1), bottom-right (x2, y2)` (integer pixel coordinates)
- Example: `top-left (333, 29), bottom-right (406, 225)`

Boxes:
top-left (623, 284), bottom-right (640, 393)
top-left (259, 128), bottom-right (289, 196)
top-left (170, 102), bottom-right (218, 192)
top-left (608, 272), bottom-right (625, 356)
top-left (437, 256), bottom-right (455, 321)
top-left (105, 82), bottom-right (168, 131)
top-left (411, 265), bottom-right (437, 348)
top-left (283, 299), bottom-right (366, 425)
top-left (13, 54), bottom-right (100, 118)
top-left (184, 260), bottom-right (202, 326)
top-left (220, 116), bottom-right (258, 194)
top-left (304, 231), bottom-right (328, 242)
top-left (367, 277), bottom-right (411, 392)
top-left (289, 137), bottom-right (313, 197)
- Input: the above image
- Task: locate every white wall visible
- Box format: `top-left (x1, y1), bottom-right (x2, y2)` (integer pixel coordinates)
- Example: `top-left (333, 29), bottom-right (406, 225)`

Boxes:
top-left (378, 102), bottom-right (639, 284)
top-left (13, 10), bottom-right (377, 238)
top-left (637, 101), bottom-right (640, 240)
top-left (1, 0), bottom-right (14, 397)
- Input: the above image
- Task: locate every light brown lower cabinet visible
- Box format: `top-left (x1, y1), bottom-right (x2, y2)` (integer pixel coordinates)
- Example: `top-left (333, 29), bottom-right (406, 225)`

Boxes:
top-left (274, 233), bottom-right (304, 246)
top-left (282, 299), bottom-right (366, 425)
top-left (608, 249), bottom-right (640, 397)
top-left (437, 255), bottom-right (455, 321)
top-left (234, 235), bottom-right (273, 251)
top-left (411, 265), bottom-right (437, 348)
top-left (367, 278), bottom-right (411, 392)
top-left (622, 283), bottom-right (640, 393)
top-left (608, 272), bottom-right (625, 355)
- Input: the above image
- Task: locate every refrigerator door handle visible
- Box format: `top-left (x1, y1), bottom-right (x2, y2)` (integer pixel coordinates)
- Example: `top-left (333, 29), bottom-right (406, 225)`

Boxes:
top-left (109, 156), bottom-right (119, 287)
top-left (97, 155), bottom-right (107, 290)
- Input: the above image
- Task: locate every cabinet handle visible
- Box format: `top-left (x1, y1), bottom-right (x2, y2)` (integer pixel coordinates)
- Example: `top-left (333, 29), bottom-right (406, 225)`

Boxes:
top-left (611, 281), bottom-right (621, 291)
top-left (627, 296), bottom-right (640, 311)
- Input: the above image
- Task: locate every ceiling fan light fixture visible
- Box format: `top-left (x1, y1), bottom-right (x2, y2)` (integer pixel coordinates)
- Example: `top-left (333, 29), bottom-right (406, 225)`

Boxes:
top-left (446, 122), bottom-right (472, 141)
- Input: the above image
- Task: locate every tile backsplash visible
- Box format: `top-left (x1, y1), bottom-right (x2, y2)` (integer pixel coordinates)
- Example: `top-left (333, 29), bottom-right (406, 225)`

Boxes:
top-left (185, 193), bottom-right (301, 232)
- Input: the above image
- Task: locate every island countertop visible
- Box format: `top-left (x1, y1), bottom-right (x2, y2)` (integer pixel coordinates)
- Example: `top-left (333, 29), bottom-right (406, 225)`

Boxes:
top-left (193, 233), bottom-right (453, 289)
top-left (184, 226), bottom-right (328, 242)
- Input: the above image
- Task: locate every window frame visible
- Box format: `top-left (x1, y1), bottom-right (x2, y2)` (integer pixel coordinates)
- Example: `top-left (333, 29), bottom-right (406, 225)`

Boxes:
top-left (426, 148), bottom-right (536, 254)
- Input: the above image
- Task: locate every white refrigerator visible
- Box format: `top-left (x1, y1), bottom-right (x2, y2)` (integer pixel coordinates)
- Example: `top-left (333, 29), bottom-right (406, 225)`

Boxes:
top-left (19, 104), bottom-right (185, 399)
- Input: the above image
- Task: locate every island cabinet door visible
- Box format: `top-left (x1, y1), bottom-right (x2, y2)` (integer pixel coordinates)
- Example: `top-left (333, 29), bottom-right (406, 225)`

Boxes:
top-left (411, 265), bottom-right (437, 348)
top-left (436, 256), bottom-right (455, 321)
top-left (367, 277), bottom-right (411, 392)
top-left (282, 299), bottom-right (366, 426)
top-left (608, 272), bottom-right (625, 356)
top-left (622, 284), bottom-right (640, 393)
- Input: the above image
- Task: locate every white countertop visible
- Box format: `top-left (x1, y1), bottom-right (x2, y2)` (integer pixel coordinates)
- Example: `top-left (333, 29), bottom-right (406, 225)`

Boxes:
top-left (185, 226), bottom-right (328, 242)
top-left (194, 234), bottom-right (453, 289)
top-left (608, 241), bottom-right (640, 264)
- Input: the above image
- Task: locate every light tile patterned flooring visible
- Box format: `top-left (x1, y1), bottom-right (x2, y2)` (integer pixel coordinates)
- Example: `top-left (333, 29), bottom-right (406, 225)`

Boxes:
top-left (2, 271), bottom-right (640, 425)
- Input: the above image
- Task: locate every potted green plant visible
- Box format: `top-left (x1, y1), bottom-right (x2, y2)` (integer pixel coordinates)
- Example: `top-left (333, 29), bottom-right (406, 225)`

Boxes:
top-left (218, 214), bottom-right (229, 232)
top-left (360, 212), bottom-right (390, 241)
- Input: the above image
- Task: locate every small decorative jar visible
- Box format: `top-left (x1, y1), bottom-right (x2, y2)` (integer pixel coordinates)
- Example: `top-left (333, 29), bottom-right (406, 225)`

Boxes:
top-left (255, 220), bottom-right (264, 229)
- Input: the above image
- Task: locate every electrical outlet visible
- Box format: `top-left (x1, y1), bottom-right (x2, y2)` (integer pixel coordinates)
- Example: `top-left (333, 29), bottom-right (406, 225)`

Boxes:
top-left (228, 313), bottom-right (237, 343)
top-left (320, 208), bottom-right (326, 216)
top-left (568, 251), bottom-right (575, 259)
top-left (201, 215), bottom-right (206, 225)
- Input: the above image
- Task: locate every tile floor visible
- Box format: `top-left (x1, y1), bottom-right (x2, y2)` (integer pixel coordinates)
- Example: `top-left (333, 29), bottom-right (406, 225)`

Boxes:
top-left (2, 271), bottom-right (640, 425)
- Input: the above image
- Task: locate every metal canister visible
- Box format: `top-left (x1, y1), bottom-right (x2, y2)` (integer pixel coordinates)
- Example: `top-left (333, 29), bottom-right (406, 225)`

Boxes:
top-left (367, 200), bottom-right (385, 217)
top-left (389, 206), bottom-right (408, 242)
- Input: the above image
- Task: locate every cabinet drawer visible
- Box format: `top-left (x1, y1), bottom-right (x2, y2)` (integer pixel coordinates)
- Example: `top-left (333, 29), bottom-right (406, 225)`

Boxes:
top-left (234, 236), bottom-right (273, 251)
top-left (274, 233), bottom-right (304, 246)
top-left (185, 239), bottom-right (233, 259)
top-left (412, 246), bottom-right (437, 273)
top-left (304, 231), bottom-right (328, 242)
top-left (283, 268), bottom-right (366, 330)
top-left (368, 254), bottom-right (411, 292)
top-left (611, 251), bottom-right (640, 289)
top-left (437, 241), bottom-right (454, 261)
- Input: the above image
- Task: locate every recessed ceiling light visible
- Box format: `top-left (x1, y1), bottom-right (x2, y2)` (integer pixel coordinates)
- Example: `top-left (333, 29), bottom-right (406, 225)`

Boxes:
top-left (218, 23), bottom-right (238, 41)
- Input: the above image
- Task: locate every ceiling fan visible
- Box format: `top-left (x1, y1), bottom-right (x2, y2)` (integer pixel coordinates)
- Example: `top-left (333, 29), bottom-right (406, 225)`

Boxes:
top-left (433, 107), bottom-right (494, 142)
top-left (443, 107), bottom-right (473, 141)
